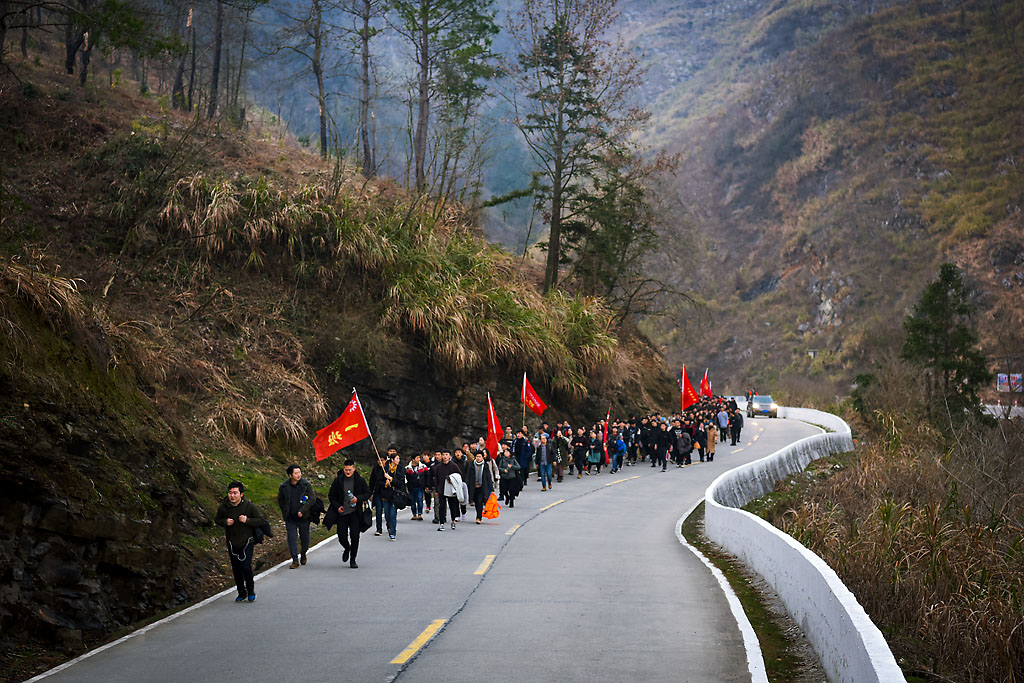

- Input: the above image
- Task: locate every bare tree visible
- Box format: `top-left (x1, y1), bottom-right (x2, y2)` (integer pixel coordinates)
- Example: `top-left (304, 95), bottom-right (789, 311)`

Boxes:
top-left (268, 0), bottom-right (341, 159)
top-left (389, 0), bottom-right (497, 193)
top-left (340, 0), bottom-right (384, 177)
top-left (207, 0), bottom-right (222, 117)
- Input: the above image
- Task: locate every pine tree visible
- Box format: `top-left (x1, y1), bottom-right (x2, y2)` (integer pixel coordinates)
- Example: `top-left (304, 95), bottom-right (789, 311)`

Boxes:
top-left (901, 263), bottom-right (991, 420)
top-left (507, 0), bottom-right (647, 293)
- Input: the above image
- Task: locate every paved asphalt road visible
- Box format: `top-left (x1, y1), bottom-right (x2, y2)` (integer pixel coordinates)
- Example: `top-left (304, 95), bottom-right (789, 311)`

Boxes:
top-left (37, 417), bottom-right (820, 683)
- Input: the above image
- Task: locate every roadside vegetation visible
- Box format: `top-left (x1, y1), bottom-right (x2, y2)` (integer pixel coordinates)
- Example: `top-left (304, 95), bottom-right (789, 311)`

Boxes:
top-left (746, 265), bottom-right (1023, 682)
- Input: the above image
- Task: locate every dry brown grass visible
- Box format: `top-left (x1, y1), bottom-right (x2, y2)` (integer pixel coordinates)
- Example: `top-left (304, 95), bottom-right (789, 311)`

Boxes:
top-left (764, 381), bottom-right (1024, 681)
top-left (0, 258), bottom-right (88, 335)
top-left (156, 172), bottom-right (618, 399)
top-left (120, 296), bottom-right (329, 456)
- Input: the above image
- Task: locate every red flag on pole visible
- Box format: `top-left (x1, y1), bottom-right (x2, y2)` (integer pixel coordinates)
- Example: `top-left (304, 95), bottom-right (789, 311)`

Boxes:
top-left (521, 373), bottom-right (547, 416)
top-left (681, 367), bottom-right (699, 411)
top-left (313, 390), bottom-right (371, 461)
top-left (700, 368), bottom-right (712, 398)
top-left (485, 392), bottom-right (503, 460)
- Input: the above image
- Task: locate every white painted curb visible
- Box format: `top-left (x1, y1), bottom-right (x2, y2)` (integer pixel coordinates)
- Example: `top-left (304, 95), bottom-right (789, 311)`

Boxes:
top-left (25, 535), bottom-right (338, 682)
top-left (675, 501), bottom-right (768, 683)
top-left (704, 407), bottom-right (906, 683)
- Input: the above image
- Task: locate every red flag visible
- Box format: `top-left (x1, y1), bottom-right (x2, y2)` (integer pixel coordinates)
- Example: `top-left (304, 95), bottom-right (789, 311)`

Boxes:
top-left (700, 368), bottom-right (712, 398)
top-left (485, 393), bottom-right (503, 460)
top-left (521, 373), bottom-right (547, 416)
top-left (313, 390), bottom-right (371, 461)
top-left (681, 367), bottom-right (699, 411)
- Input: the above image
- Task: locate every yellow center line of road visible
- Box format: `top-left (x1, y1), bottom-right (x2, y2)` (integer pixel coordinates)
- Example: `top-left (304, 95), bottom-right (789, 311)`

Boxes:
top-left (505, 524), bottom-right (521, 536)
top-left (605, 478), bottom-right (629, 486)
top-left (733, 447), bottom-right (745, 453)
top-left (630, 475), bottom-right (640, 480)
top-left (540, 499), bottom-right (564, 511)
top-left (474, 554), bottom-right (496, 575)
top-left (752, 434), bottom-right (760, 442)
top-left (391, 619), bottom-right (447, 664)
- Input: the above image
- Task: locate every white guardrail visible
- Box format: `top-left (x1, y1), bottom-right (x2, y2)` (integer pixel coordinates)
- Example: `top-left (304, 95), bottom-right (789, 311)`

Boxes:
top-left (704, 407), bottom-right (906, 683)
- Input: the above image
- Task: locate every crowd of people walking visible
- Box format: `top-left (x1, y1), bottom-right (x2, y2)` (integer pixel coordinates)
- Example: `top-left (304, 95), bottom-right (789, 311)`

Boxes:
top-left (214, 395), bottom-right (751, 597)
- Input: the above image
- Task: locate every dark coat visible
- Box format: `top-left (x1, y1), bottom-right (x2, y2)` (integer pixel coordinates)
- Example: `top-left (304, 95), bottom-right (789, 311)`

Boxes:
top-left (497, 455), bottom-right (521, 480)
top-left (215, 497), bottom-right (265, 549)
top-left (325, 470), bottom-right (371, 530)
top-left (512, 436), bottom-right (534, 472)
top-left (406, 463), bottom-right (428, 490)
top-left (277, 477), bottom-right (316, 522)
top-left (463, 459), bottom-right (495, 498)
top-left (673, 428), bottom-right (692, 455)
top-left (655, 428), bottom-right (674, 455)
top-left (370, 462), bottom-right (407, 500)
top-left (431, 461), bottom-right (463, 495)
top-left (552, 434), bottom-right (570, 463)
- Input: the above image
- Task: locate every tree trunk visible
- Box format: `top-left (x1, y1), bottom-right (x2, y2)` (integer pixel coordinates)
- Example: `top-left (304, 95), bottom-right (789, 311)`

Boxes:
top-left (21, 2), bottom-right (35, 58)
top-left (79, 32), bottom-right (92, 86)
top-left (65, 17), bottom-right (83, 74)
top-left (544, 154), bottom-right (564, 293)
top-left (413, 6), bottom-right (429, 192)
top-left (313, 0), bottom-right (327, 159)
top-left (172, 40), bottom-right (187, 108)
top-left (315, 63), bottom-right (327, 159)
top-left (359, 0), bottom-right (374, 177)
top-left (207, 0), bottom-right (223, 119)
top-left (232, 9), bottom-right (250, 121)
top-left (187, 16), bottom-right (196, 110)
top-left (0, 0), bottom-right (8, 63)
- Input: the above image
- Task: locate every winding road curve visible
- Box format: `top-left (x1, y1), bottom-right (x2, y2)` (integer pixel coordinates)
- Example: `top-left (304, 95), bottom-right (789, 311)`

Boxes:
top-left (33, 417), bottom-right (821, 683)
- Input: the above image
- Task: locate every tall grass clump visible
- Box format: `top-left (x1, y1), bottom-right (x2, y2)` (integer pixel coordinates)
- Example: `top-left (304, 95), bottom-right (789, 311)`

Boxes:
top-left (756, 355), bottom-right (1024, 682)
top-left (158, 174), bottom-right (617, 399)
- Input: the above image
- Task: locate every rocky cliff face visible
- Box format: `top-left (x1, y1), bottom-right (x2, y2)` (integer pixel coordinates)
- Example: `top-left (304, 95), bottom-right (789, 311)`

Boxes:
top-left (0, 299), bottom-right (205, 655)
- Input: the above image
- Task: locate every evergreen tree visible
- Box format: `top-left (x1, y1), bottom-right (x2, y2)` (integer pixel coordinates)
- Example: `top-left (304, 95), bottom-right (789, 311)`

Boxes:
top-left (507, 0), bottom-right (647, 293)
top-left (901, 263), bottom-right (991, 419)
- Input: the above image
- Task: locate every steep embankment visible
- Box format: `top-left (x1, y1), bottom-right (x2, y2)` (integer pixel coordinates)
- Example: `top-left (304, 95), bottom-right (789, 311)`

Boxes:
top-left (0, 62), bottom-right (674, 680)
top-left (631, 0), bottom-right (1024, 398)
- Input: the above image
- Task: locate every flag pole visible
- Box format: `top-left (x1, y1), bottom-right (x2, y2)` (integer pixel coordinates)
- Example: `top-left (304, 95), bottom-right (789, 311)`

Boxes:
top-left (355, 387), bottom-right (386, 470)
top-left (522, 373), bottom-right (527, 429)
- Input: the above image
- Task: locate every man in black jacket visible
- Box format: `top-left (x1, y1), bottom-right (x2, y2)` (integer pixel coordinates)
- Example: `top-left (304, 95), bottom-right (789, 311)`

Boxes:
top-left (729, 409), bottom-right (744, 445)
top-left (328, 460), bottom-right (371, 568)
top-left (512, 429), bottom-right (533, 488)
top-left (370, 450), bottom-right (406, 540)
top-left (369, 446), bottom-right (401, 536)
top-left (277, 464), bottom-right (316, 569)
top-left (655, 421), bottom-right (674, 472)
top-left (215, 481), bottom-right (266, 602)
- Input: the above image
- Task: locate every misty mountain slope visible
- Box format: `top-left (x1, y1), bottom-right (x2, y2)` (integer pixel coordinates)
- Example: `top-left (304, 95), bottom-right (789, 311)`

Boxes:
top-left (633, 0), bottom-right (1024, 395)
